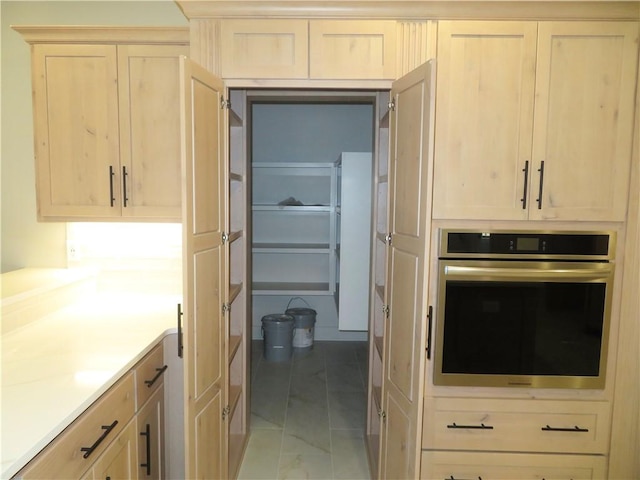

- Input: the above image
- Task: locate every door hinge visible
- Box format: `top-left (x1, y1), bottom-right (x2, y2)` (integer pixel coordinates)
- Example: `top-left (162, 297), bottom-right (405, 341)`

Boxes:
top-left (221, 97), bottom-right (231, 110)
top-left (388, 99), bottom-right (396, 112)
top-left (380, 410), bottom-right (387, 423)
top-left (222, 232), bottom-right (229, 244)
top-left (222, 405), bottom-right (230, 420)
top-left (383, 305), bottom-right (390, 319)
top-left (385, 233), bottom-right (392, 245)
top-left (222, 303), bottom-right (231, 314)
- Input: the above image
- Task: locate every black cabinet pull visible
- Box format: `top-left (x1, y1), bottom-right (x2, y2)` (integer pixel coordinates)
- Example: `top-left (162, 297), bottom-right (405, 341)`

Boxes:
top-left (536, 160), bottom-right (545, 209)
top-left (426, 305), bottom-right (433, 360)
top-left (145, 365), bottom-right (168, 388)
top-left (122, 166), bottom-right (129, 207)
top-left (447, 422), bottom-right (494, 430)
top-left (177, 303), bottom-right (184, 358)
top-left (109, 166), bottom-right (116, 207)
top-left (541, 424), bottom-right (589, 433)
top-left (521, 160), bottom-right (529, 209)
top-left (445, 476), bottom-right (482, 480)
top-left (140, 423), bottom-right (152, 476)
top-left (80, 420), bottom-right (118, 459)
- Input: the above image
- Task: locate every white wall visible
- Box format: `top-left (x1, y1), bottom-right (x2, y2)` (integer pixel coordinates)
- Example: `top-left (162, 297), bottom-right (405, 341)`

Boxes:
top-left (252, 103), bottom-right (374, 163)
top-left (0, 1), bottom-right (187, 273)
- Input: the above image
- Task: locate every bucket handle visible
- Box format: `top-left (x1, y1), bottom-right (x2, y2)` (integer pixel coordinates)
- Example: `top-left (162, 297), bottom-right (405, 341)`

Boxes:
top-left (287, 296), bottom-right (311, 311)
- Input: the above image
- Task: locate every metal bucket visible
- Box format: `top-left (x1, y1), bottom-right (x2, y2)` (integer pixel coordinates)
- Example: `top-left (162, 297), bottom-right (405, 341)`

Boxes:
top-left (285, 307), bottom-right (317, 351)
top-left (261, 314), bottom-right (294, 362)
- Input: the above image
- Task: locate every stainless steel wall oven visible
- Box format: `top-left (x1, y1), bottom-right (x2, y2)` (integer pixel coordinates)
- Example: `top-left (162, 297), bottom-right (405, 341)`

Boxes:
top-left (434, 230), bottom-right (615, 389)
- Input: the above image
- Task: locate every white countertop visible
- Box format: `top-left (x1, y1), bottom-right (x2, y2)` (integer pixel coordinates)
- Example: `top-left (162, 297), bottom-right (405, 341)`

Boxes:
top-left (1, 272), bottom-right (181, 479)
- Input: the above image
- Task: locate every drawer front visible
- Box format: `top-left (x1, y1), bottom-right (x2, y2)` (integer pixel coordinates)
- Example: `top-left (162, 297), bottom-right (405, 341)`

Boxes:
top-left (421, 451), bottom-right (607, 480)
top-left (20, 373), bottom-right (135, 480)
top-left (136, 343), bottom-right (166, 409)
top-left (423, 397), bottom-right (610, 454)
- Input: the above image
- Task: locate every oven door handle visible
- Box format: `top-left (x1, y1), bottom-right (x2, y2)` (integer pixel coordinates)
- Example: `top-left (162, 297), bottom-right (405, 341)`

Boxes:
top-left (444, 265), bottom-right (611, 282)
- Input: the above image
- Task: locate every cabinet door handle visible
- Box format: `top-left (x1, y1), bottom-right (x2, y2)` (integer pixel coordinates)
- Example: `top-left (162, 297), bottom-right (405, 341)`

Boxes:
top-left (541, 424), bottom-right (589, 433)
top-left (80, 420), bottom-right (118, 458)
top-left (122, 166), bottom-right (129, 207)
top-left (447, 422), bottom-right (494, 430)
top-left (536, 160), bottom-right (545, 209)
top-left (445, 476), bottom-right (483, 480)
top-left (426, 305), bottom-right (433, 360)
top-left (140, 423), bottom-right (152, 476)
top-left (521, 160), bottom-right (529, 209)
top-left (109, 166), bottom-right (116, 207)
top-left (177, 303), bottom-right (184, 358)
top-left (144, 365), bottom-right (168, 388)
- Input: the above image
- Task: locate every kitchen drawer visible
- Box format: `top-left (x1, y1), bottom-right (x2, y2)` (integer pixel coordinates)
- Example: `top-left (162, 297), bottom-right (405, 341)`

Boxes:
top-left (19, 372), bottom-right (135, 480)
top-left (420, 451), bottom-right (607, 480)
top-left (135, 343), bottom-right (166, 409)
top-left (422, 397), bottom-right (610, 454)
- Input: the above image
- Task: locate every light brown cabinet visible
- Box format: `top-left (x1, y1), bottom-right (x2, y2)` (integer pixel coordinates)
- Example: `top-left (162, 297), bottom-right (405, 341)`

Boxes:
top-left (219, 19), bottom-right (397, 80)
top-left (432, 21), bottom-right (639, 222)
top-left (16, 344), bottom-right (167, 480)
top-left (420, 450), bottom-right (607, 480)
top-left (16, 27), bottom-right (189, 221)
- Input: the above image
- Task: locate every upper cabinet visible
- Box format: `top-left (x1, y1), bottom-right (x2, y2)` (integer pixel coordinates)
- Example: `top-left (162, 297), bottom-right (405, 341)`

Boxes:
top-left (432, 21), bottom-right (639, 222)
top-left (220, 20), bottom-right (309, 79)
top-left (16, 27), bottom-right (189, 221)
top-left (218, 19), bottom-right (397, 81)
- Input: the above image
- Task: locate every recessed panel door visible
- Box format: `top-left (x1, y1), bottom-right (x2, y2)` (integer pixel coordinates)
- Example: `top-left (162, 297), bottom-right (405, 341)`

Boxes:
top-left (380, 61), bottom-right (435, 479)
top-left (180, 58), bottom-right (228, 480)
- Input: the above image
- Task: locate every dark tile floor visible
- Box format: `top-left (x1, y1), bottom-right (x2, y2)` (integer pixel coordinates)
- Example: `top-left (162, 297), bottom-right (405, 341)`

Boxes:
top-left (238, 340), bottom-right (371, 480)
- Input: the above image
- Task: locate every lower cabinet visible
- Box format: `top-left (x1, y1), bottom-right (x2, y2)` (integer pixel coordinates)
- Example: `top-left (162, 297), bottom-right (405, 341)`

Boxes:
top-left (137, 386), bottom-right (165, 480)
top-left (82, 419), bottom-right (139, 480)
top-left (421, 397), bottom-right (610, 480)
top-left (421, 451), bottom-right (607, 480)
top-left (15, 343), bottom-right (167, 480)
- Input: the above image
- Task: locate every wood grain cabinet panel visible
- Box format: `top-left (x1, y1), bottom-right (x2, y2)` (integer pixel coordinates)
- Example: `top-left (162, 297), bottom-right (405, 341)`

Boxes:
top-left (422, 397), bottom-right (611, 455)
top-left (19, 373), bottom-right (136, 480)
top-left (432, 20), bottom-right (639, 221)
top-left (25, 35), bottom-right (188, 222)
top-left (421, 451), bottom-right (607, 480)
top-left (309, 20), bottom-right (397, 80)
top-left (117, 44), bottom-right (186, 220)
top-left (32, 44), bottom-right (121, 220)
top-left (220, 19), bottom-right (308, 79)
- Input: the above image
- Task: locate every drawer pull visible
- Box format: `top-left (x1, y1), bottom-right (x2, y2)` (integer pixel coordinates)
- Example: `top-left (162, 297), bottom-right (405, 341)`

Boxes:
top-left (144, 365), bottom-right (168, 388)
top-left (80, 420), bottom-right (118, 459)
top-left (447, 422), bottom-right (494, 430)
top-left (445, 476), bottom-right (483, 480)
top-left (140, 423), bottom-right (152, 476)
top-left (541, 424), bottom-right (589, 433)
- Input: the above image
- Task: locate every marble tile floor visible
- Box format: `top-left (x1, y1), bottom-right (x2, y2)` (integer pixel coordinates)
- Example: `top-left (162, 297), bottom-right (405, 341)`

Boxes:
top-left (238, 340), bottom-right (371, 480)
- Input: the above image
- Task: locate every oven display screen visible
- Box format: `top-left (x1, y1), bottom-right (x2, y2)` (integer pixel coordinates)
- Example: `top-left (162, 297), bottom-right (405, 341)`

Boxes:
top-left (517, 237), bottom-right (539, 251)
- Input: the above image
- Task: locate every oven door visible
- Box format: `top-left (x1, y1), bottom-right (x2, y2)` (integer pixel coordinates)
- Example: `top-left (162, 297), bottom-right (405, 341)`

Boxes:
top-left (433, 260), bottom-right (614, 389)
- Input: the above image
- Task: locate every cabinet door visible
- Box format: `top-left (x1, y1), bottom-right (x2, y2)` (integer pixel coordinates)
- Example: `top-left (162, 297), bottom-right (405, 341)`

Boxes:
top-left (92, 420), bottom-right (138, 480)
top-left (432, 21), bottom-right (537, 220)
top-left (379, 61), bottom-right (435, 480)
top-left (530, 21), bottom-right (639, 221)
top-left (137, 386), bottom-right (165, 480)
top-left (309, 20), bottom-right (397, 80)
top-left (179, 58), bottom-right (228, 480)
top-left (421, 451), bottom-right (608, 480)
top-left (118, 44), bottom-right (187, 221)
top-left (32, 44), bottom-right (121, 219)
top-left (220, 20), bottom-right (308, 79)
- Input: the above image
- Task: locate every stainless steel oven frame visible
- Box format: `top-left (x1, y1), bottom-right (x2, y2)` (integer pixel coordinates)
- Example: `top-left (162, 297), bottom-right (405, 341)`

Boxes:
top-left (433, 229), bottom-right (616, 390)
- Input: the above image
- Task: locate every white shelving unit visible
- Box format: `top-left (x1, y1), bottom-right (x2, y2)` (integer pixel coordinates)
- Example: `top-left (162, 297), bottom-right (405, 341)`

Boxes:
top-left (336, 152), bottom-right (372, 331)
top-left (251, 162), bottom-right (338, 296)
